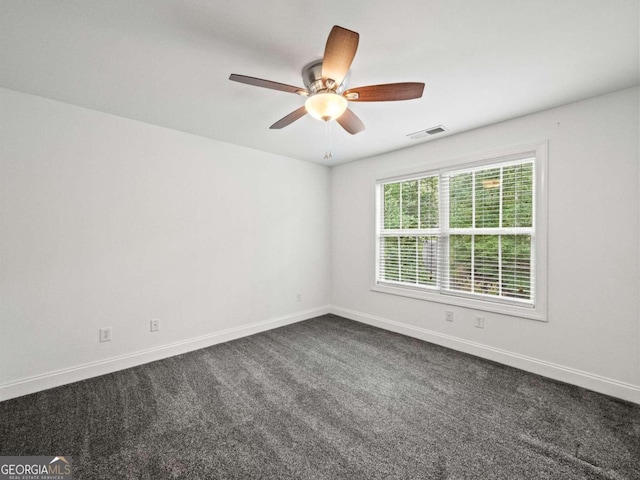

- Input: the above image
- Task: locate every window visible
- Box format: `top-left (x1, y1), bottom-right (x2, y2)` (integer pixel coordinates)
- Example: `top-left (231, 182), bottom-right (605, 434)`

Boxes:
top-left (374, 144), bottom-right (547, 320)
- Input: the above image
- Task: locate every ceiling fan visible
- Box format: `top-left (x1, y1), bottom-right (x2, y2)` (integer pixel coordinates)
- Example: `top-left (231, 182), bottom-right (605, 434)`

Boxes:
top-left (229, 26), bottom-right (425, 135)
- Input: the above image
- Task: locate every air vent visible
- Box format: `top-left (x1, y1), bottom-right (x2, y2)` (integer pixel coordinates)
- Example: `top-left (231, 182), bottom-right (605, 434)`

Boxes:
top-left (407, 125), bottom-right (447, 140)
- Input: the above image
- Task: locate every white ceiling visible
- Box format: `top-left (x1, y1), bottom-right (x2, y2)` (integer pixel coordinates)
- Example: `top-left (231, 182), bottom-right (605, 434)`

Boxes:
top-left (1, 1), bottom-right (638, 166)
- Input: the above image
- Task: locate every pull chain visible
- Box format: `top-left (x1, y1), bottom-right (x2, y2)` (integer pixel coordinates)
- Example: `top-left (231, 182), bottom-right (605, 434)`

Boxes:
top-left (323, 120), bottom-right (333, 160)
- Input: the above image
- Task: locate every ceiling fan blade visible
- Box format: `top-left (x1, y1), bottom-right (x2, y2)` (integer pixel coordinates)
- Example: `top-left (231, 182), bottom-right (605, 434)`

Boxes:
top-left (337, 108), bottom-right (365, 135)
top-left (322, 26), bottom-right (359, 87)
top-left (270, 106), bottom-right (308, 129)
top-left (344, 83), bottom-right (425, 102)
top-left (229, 74), bottom-right (308, 95)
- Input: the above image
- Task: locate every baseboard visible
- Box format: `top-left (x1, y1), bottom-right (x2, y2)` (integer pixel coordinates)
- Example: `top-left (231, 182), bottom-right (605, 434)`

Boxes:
top-left (0, 306), bottom-right (330, 402)
top-left (5, 305), bottom-right (638, 405)
top-left (330, 305), bottom-right (640, 405)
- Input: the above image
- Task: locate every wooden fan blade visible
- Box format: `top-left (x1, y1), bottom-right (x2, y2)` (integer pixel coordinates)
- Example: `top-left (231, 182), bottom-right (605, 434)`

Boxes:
top-left (229, 74), bottom-right (308, 95)
top-left (343, 83), bottom-right (425, 102)
top-left (336, 108), bottom-right (365, 135)
top-left (270, 106), bottom-right (307, 129)
top-left (322, 26), bottom-right (359, 87)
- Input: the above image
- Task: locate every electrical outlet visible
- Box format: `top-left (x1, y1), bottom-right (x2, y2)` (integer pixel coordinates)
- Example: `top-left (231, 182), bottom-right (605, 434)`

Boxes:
top-left (99, 327), bottom-right (112, 342)
top-left (475, 316), bottom-right (485, 329)
top-left (445, 311), bottom-right (454, 322)
top-left (150, 318), bottom-right (160, 332)
top-left (296, 293), bottom-right (302, 302)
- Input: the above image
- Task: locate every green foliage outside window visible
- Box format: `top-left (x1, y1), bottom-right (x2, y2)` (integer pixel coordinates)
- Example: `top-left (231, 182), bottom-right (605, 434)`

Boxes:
top-left (420, 177), bottom-right (439, 228)
top-left (501, 235), bottom-right (531, 299)
top-left (383, 176), bottom-right (439, 229)
top-left (381, 236), bottom-right (438, 287)
top-left (475, 168), bottom-right (501, 228)
top-left (449, 173), bottom-right (472, 228)
top-left (502, 164), bottom-right (533, 228)
top-left (383, 183), bottom-right (400, 229)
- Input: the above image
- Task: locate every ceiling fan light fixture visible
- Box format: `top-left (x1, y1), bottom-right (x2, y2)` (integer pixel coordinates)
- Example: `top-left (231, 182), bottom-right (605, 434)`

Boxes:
top-left (305, 92), bottom-right (348, 122)
top-left (229, 26), bottom-right (424, 133)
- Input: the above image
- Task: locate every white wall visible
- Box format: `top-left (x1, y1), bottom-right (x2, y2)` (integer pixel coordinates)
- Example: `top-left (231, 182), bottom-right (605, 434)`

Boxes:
top-left (2, 86), bottom-right (639, 404)
top-left (331, 87), bottom-right (640, 403)
top-left (0, 88), bottom-right (331, 400)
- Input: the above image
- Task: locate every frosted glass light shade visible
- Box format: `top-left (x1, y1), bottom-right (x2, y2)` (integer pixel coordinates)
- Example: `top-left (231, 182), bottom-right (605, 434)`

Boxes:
top-left (305, 92), bottom-right (348, 122)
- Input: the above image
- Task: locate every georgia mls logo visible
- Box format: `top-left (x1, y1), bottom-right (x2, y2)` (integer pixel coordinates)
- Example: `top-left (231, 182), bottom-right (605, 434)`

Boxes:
top-left (0, 456), bottom-right (73, 479)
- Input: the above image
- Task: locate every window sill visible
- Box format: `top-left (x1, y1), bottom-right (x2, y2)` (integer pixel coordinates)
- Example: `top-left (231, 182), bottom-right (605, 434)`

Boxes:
top-left (371, 283), bottom-right (547, 322)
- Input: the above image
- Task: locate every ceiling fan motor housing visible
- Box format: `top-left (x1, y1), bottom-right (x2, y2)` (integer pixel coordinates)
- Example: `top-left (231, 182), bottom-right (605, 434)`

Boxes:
top-left (301, 60), bottom-right (348, 94)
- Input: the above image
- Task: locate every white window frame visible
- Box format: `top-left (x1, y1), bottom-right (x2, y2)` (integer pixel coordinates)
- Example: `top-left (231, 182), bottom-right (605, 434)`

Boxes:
top-left (372, 142), bottom-right (548, 321)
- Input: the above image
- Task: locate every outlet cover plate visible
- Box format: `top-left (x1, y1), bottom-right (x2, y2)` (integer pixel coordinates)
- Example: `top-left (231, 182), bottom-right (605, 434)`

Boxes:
top-left (99, 327), bottom-right (112, 342)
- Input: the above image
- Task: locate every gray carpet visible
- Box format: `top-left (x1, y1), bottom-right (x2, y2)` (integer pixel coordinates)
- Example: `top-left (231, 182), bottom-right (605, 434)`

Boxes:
top-left (1, 314), bottom-right (639, 479)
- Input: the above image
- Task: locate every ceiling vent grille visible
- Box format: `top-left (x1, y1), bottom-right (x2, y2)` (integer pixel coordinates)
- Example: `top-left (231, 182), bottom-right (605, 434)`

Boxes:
top-left (407, 125), bottom-right (447, 140)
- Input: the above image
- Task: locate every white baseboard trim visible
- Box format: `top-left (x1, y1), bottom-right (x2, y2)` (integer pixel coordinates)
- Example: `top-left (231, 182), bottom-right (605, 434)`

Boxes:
top-left (0, 306), bottom-right (330, 402)
top-left (330, 305), bottom-right (640, 405)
